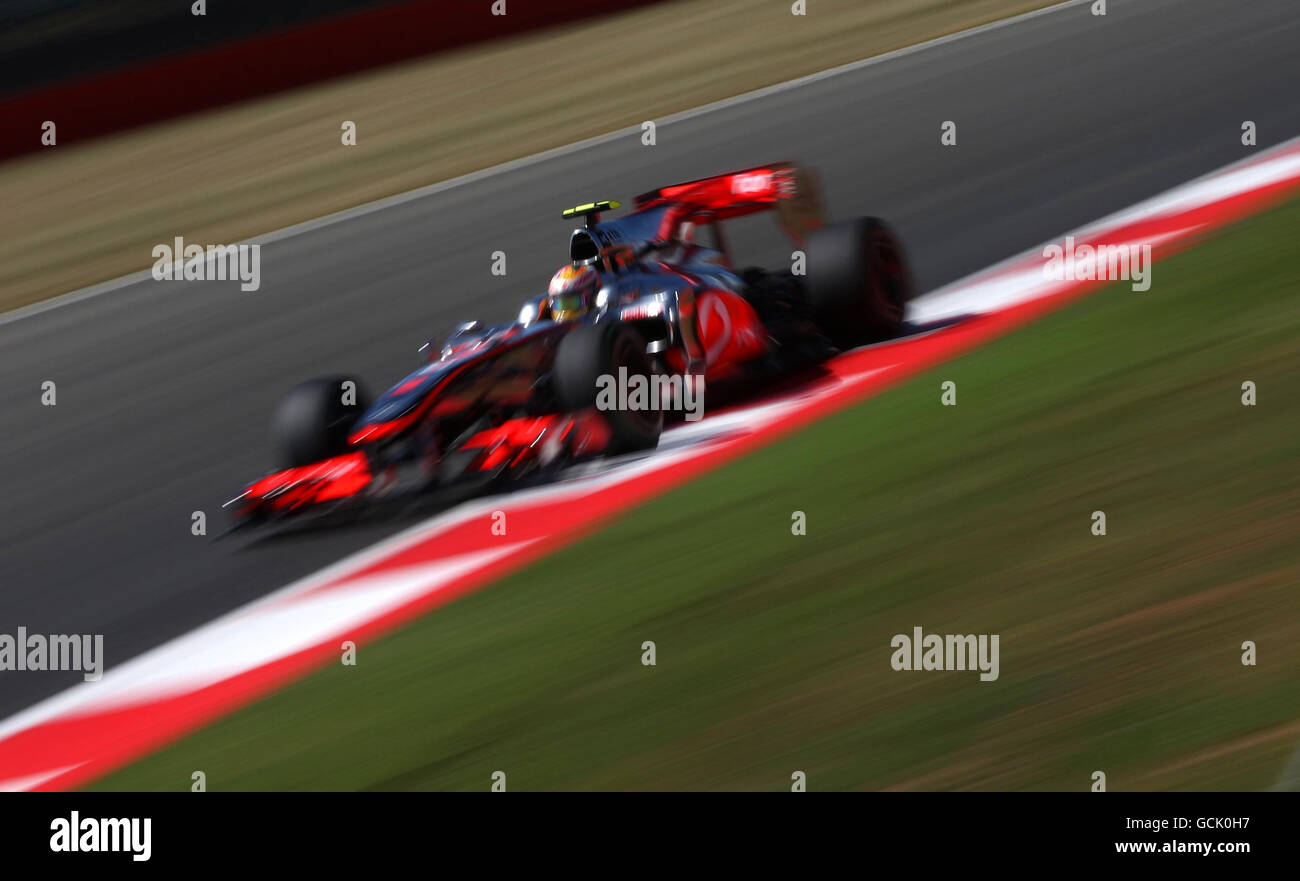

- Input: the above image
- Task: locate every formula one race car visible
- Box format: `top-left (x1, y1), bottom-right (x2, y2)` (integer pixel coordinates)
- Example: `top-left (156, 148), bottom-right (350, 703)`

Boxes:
top-left (227, 162), bottom-right (913, 525)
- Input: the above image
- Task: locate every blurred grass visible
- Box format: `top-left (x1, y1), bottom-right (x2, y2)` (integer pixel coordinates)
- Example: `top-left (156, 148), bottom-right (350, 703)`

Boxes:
top-left (94, 196), bottom-right (1300, 791)
top-left (0, 0), bottom-right (1055, 312)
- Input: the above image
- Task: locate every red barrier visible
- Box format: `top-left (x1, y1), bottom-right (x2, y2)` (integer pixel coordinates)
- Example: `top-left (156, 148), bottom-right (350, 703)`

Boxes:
top-left (0, 0), bottom-right (663, 162)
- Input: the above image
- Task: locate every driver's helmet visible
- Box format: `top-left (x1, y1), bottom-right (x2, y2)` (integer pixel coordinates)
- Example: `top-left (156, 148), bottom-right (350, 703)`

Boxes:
top-left (546, 263), bottom-right (600, 322)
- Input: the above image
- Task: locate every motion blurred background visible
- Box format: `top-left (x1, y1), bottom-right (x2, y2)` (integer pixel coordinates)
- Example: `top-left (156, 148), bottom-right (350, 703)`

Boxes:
top-left (0, 0), bottom-right (1053, 310)
top-left (3, 0), bottom-right (1298, 790)
top-left (0, 0), bottom-right (667, 158)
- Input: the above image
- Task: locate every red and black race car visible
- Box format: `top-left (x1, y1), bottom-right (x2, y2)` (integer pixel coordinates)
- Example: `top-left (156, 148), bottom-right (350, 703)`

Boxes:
top-left (226, 163), bottom-right (914, 526)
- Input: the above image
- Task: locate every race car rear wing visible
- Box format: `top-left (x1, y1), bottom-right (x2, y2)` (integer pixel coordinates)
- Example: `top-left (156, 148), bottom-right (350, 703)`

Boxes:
top-left (633, 162), bottom-right (826, 246)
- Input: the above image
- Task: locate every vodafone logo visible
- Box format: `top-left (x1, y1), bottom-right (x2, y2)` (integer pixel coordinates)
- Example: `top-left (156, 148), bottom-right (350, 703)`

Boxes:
top-left (731, 172), bottom-right (771, 196)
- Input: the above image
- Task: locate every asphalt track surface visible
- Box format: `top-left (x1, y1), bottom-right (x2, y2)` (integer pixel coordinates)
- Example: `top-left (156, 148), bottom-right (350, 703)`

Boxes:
top-left (2, 0), bottom-right (1298, 719)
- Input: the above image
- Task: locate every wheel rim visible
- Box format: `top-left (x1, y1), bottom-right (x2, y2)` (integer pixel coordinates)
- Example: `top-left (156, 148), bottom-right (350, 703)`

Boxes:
top-left (612, 331), bottom-right (664, 434)
top-left (868, 227), bottom-right (907, 320)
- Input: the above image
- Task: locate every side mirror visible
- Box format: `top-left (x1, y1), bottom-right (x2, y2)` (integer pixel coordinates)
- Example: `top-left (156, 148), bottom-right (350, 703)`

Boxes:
top-left (425, 320), bottom-right (486, 363)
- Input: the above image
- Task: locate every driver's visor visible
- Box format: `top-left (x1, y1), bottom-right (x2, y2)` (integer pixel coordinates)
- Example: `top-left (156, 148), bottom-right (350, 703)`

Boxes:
top-left (549, 293), bottom-right (585, 319)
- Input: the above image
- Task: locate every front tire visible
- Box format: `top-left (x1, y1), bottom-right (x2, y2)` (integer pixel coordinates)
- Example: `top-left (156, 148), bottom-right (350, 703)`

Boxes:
top-left (805, 216), bottom-right (915, 348)
top-left (270, 375), bottom-right (370, 468)
top-left (552, 323), bottom-right (663, 454)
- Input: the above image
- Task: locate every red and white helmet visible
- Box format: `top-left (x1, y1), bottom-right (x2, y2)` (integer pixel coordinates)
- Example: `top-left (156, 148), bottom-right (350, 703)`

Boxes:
top-left (546, 263), bottom-right (600, 321)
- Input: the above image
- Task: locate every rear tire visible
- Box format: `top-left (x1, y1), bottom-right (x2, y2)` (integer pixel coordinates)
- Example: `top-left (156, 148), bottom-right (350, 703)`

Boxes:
top-left (271, 376), bottom-right (370, 468)
top-left (553, 323), bottom-right (663, 453)
top-left (805, 216), bottom-right (914, 348)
